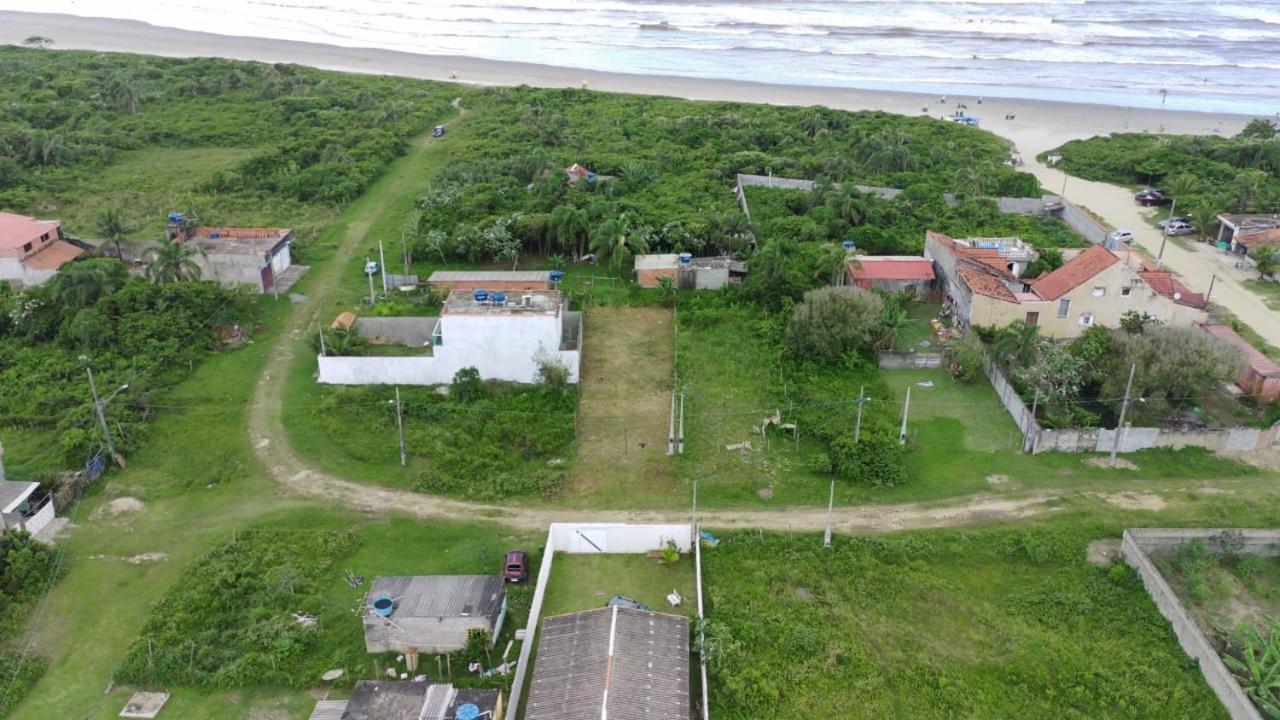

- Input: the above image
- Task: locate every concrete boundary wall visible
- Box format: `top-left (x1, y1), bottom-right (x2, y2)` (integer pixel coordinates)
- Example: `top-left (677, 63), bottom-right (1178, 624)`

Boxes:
top-left (982, 354), bottom-right (1041, 453)
top-left (354, 317), bottom-right (436, 347)
top-left (1056, 196), bottom-right (1112, 246)
top-left (1122, 529), bottom-right (1275, 720)
top-left (505, 522), bottom-right (702, 720)
top-left (877, 350), bottom-right (944, 369)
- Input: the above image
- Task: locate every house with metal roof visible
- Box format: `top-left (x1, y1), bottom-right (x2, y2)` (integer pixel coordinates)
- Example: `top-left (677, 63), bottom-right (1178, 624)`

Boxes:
top-left (927, 230), bottom-right (1207, 338)
top-left (0, 212), bottom-right (84, 288)
top-left (1216, 213), bottom-right (1280, 254)
top-left (524, 606), bottom-right (689, 720)
top-left (362, 576), bottom-right (507, 654)
top-left (308, 680), bottom-right (502, 720)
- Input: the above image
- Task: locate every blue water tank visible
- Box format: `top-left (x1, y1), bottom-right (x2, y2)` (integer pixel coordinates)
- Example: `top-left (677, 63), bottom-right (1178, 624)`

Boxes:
top-left (167, 212), bottom-right (185, 224)
top-left (842, 240), bottom-right (855, 250)
top-left (455, 704), bottom-right (480, 720)
top-left (549, 270), bottom-right (564, 283)
top-left (473, 289), bottom-right (489, 303)
top-left (210, 231), bottom-right (221, 239)
top-left (491, 291), bottom-right (507, 305)
top-left (678, 253), bottom-right (693, 265)
top-left (372, 596), bottom-right (394, 618)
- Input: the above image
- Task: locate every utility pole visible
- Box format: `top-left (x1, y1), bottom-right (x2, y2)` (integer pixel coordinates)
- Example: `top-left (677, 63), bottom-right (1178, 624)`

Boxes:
top-left (1110, 363), bottom-right (1137, 466)
top-left (823, 477), bottom-right (835, 548)
top-left (678, 391), bottom-right (685, 455)
top-left (690, 478), bottom-right (698, 536)
top-left (1026, 389), bottom-right (1040, 453)
top-left (899, 386), bottom-right (911, 446)
top-left (394, 387), bottom-right (407, 467)
top-left (86, 367), bottom-right (116, 461)
top-left (367, 256), bottom-right (376, 306)
top-left (1157, 198), bottom-right (1176, 270)
top-left (854, 385), bottom-right (865, 444)
top-left (1206, 274), bottom-right (1217, 305)
top-left (379, 241), bottom-right (389, 295)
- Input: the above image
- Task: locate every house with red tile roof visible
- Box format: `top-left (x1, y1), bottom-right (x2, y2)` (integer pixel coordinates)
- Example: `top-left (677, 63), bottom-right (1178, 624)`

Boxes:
top-left (1217, 213), bottom-right (1280, 254)
top-left (845, 255), bottom-right (937, 299)
top-left (1203, 324), bottom-right (1280, 403)
top-left (926, 230), bottom-right (1207, 338)
top-left (0, 212), bottom-right (83, 288)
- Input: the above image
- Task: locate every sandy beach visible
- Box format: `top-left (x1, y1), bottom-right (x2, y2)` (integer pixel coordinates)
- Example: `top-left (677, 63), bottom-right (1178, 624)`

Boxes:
top-left (2, 10), bottom-right (1276, 344)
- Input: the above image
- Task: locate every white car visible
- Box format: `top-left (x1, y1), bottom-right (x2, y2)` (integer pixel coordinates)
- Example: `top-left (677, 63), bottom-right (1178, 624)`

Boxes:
top-left (1164, 221), bottom-right (1196, 236)
top-left (1106, 229), bottom-right (1134, 245)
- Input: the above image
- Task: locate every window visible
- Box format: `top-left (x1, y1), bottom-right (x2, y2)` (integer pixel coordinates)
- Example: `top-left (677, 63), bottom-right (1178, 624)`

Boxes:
top-left (1121, 285), bottom-right (1133, 297)
top-left (1092, 287), bottom-right (1105, 297)
top-left (1079, 313), bottom-right (1095, 326)
top-left (1025, 311), bottom-right (1039, 326)
top-left (1057, 298), bottom-right (1071, 318)
top-left (21, 242), bottom-right (31, 253)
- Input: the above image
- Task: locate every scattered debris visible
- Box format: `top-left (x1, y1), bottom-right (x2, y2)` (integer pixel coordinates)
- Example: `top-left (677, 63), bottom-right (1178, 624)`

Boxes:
top-left (345, 569), bottom-right (365, 588)
top-left (434, 385), bottom-right (451, 397)
top-left (699, 531), bottom-right (720, 547)
top-left (985, 474), bottom-right (1009, 486)
top-left (667, 590), bottom-right (683, 607)
top-left (321, 669), bottom-right (345, 682)
top-left (289, 293), bottom-right (307, 303)
top-left (293, 613), bottom-right (318, 627)
top-left (794, 587), bottom-right (814, 602)
top-left (915, 380), bottom-right (935, 389)
top-left (120, 691), bottom-right (169, 719)
top-left (725, 441), bottom-right (753, 452)
top-left (385, 667), bottom-right (397, 678)
top-left (756, 487), bottom-right (774, 500)
top-left (211, 323), bottom-right (249, 350)
top-left (1086, 539), bottom-right (1122, 566)
top-left (546, 457), bottom-right (564, 466)
top-left (127, 553), bottom-right (166, 564)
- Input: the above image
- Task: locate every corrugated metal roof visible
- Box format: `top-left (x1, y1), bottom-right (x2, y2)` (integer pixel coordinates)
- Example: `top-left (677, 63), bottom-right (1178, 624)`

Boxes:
top-left (307, 700), bottom-right (347, 720)
top-left (526, 606), bottom-right (689, 720)
top-left (427, 271), bottom-right (550, 282)
top-left (0, 481), bottom-right (37, 514)
top-left (366, 576), bottom-right (505, 619)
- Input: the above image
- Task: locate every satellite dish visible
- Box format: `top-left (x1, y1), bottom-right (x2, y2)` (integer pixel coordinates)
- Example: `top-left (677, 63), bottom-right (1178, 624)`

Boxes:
top-left (1173, 291), bottom-right (1182, 300)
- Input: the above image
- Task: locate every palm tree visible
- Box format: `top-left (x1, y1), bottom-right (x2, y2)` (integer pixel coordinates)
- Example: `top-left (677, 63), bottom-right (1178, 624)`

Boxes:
top-left (808, 175), bottom-right (837, 209)
top-left (1188, 201), bottom-right (1222, 242)
top-left (95, 206), bottom-right (134, 260)
top-left (549, 205), bottom-right (590, 260)
top-left (993, 320), bottom-right (1041, 367)
top-left (1233, 170), bottom-right (1271, 211)
top-left (830, 186), bottom-right (869, 225)
top-left (107, 71), bottom-right (142, 114)
top-left (145, 241), bottom-right (203, 284)
top-left (1253, 246), bottom-right (1280, 280)
top-left (589, 217), bottom-right (650, 276)
top-left (862, 130), bottom-right (917, 173)
top-left (53, 261), bottom-right (125, 308)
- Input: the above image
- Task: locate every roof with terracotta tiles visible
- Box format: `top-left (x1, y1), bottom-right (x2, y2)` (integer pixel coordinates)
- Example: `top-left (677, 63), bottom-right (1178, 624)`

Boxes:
top-left (1204, 324), bottom-right (1280, 378)
top-left (1138, 271), bottom-right (1206, 309)
top-left (21, 240), bottom-right (83, 270)
top-left (1032, 245), bottom-right (1118, 300)
top-left (1236, 228), bottom-right (1280, 248)
top-left (957, 267), bottom-right (1017, 302)
top-left (848, 257), bottom-right (936, 282)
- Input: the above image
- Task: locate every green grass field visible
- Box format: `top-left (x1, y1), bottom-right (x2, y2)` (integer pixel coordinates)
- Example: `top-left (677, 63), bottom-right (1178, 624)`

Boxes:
top-left (703, 524), bottom-right (1236, 720)
top-left (540, 553), bottom-right (696, 619)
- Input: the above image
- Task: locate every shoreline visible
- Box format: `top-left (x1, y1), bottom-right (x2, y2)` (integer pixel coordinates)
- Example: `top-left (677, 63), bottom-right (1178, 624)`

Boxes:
top-left (0, 11), bottom-right (1254, 161)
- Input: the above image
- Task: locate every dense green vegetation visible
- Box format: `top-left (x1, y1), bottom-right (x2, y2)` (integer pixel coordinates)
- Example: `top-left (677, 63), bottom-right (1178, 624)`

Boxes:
top-left (0, 263), bottom-right (258, 464)
top-left (0, 533), bottom-right (58, 717)
top-left (1046, 119), bottom-right (1280, 240)
top-left (743, 183), bottom-right (1083, 257)
top-left (703, 527), bottom-right (1225, 719)
top-left (406, 86), bottom-right (1038, 272)
top-left (292, 375), bottom-right (576, 501)
top-left (0, 46), bottom-right (455, 241)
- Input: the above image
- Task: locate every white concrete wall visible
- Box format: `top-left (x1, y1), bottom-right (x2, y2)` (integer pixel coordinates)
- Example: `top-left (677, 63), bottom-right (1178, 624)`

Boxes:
top-left (23, 500), bottom-right (54, 538)
top-left (319, 310), bottom-right (581, 386)
top-left (0, 258), bottom-right (58, 287)
top-left (196, 253), bottom-right (267, 291)
top-left (271, 243), bottom-right (291, 276)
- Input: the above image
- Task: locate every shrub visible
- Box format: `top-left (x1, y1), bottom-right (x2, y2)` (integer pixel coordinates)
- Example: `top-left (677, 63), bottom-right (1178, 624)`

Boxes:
top-left (451, 367), bottom-right (486, 402)
top-left (784, 286), bottom-right (882, 364)
top-left (827, 425), bottom-right (907, 488)
top-left (535, 356), bottom-right (572, 393)
top-left (946, 335), bottom-right (986, 384)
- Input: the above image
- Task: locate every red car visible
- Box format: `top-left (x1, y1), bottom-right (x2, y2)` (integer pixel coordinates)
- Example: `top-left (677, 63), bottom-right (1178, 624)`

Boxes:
top-left (503, 550), bottom-right (529, 582)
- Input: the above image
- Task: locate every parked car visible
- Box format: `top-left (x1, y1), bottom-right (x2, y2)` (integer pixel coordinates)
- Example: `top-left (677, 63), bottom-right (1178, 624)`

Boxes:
top-left (1157, 215), bottom-right (1191, 229)
top-left (1106, 229), bottom-right (1134, 245)
top-left (1165, 220), bottom-right (1196, 236)
top-left (502, 550), bottom-right (529, 582)
top-left (1135, 188), bottom-right (1171, 206)
top-left (606, 595), bottom-right (651, 611)
top-left (433, 125), bottom-right (446, 137)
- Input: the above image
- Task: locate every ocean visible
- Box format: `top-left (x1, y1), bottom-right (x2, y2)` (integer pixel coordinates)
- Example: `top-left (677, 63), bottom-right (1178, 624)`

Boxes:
top-left (6, 0), bottom-right (1280, 114)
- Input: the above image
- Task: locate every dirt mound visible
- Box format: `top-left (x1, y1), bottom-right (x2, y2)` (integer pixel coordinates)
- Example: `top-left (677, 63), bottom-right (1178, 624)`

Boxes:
top-left (93, 497), bottom-right (145, 518)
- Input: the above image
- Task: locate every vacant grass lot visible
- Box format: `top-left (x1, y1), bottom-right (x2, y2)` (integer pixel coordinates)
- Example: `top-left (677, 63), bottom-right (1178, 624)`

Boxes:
top-left (540, 553), bottom-right (697, 619)
top-left (703, 526), bottom-right (1228, 720)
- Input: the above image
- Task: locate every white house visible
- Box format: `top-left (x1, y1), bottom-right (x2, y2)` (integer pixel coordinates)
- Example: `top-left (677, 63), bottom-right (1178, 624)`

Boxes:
top-left (362, 575), bottom-right (507, 654)
top-left (317, 289), bottom-right (582, 386)
top-left (171, 225), bottom-right (300, 294)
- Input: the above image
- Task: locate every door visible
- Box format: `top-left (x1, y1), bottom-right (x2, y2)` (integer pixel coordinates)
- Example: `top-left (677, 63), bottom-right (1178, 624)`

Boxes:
top-left (1025, 311), bottom-right (1039, 325)
top-left (260, 264), bottom-right (274, 292)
